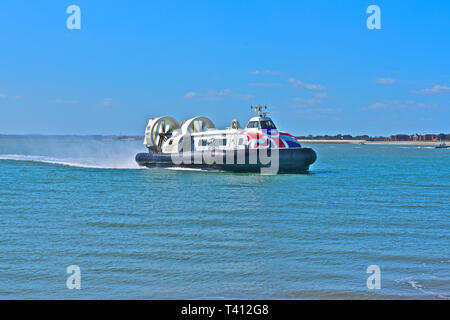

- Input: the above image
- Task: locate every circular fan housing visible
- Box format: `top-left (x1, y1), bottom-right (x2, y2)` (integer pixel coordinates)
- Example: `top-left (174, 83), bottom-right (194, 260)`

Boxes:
top-left (181, 117), bottom-right (215, 134)
top-left (144, 116), bottom-right (180, 149)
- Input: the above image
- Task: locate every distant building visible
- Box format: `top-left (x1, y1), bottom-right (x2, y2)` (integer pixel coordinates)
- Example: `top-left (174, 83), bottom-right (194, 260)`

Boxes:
top-left (296, 132), bottom-right (449, 141)
top-left (424, 134), bottom-right (438, 142)
top-left (390, 134), bottom-right (410, 141)
top-left (412, 134), bottom-right (426, 141)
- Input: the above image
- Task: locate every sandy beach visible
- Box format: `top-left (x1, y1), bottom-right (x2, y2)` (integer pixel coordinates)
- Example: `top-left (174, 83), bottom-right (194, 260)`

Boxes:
top-left (297, 139), bottom-right (446, 146)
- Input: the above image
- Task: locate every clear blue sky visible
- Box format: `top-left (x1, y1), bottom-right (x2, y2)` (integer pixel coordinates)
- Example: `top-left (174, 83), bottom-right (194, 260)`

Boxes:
top-left (0, 0), bottom-right (449, 136)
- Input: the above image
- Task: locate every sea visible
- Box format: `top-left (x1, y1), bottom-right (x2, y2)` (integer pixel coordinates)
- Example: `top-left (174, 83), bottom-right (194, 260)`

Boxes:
top-left (0, 135), bottom-right (448, 299)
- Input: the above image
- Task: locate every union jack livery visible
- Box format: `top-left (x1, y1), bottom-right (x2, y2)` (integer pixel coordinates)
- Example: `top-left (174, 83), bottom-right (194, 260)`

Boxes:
top-left (135, 105), bottom-right (317, 173)
top-left (246, 131), bottom-right (302, 149)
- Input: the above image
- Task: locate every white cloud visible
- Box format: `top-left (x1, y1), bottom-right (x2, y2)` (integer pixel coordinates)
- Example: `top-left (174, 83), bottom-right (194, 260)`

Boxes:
top-left (287, 78), bottom-right (325, 90)
top-left (55, 99), bottom-right (78, 104)
top-left (264, 70), bottom-right (283, 76)
top-left (375, 77), bottom-right (396, 85)
top-left (294, 92), bottom-right (327, 107)
top-left (0, 93), bottom-right (7, 99)
top-left (291, 92), bottom-right (334, 117)
top-left (411, 85), bottom-right (450, 94)
top-left (248, 83), bottom-right (282, 87)
top-left (183, 91), bottom-right (198, 99)
top-left (183, 89), bottom-right (254, 101)
top-left (293, 106), bottom-right (336, 117)
top-left (294, 97), bottom-right (320, 106)
top-left (367, 100), bottom-right (427, 110)
top-left (249, 70), bottom-right (282, 76)
top-left (95, 98), bottom-right (113, 107)
top-left (313, 108), bottom-right (334, 114)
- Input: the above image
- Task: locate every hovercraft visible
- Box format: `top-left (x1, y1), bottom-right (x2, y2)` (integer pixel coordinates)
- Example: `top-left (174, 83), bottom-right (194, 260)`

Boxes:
top-left (135, 105), bottom-right (317, 174)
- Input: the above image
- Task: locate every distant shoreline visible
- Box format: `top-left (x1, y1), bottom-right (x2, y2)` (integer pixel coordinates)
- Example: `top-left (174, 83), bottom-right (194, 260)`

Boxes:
top-left (297, 139), bottom-right (445, 146)
top-left (0, 134), bottom-right (446, 146)
top-left (0, 134), bottom-right (143, 141)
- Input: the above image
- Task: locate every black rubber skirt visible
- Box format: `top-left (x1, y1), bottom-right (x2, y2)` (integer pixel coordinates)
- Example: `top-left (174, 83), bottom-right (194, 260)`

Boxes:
top-left (136, 148), bottom-right (316, 174)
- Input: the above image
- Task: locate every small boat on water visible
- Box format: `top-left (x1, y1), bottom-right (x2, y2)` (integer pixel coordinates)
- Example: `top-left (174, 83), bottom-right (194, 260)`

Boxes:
top-left (135, 105), bottom-right (317, 173)
top-left (435, 142), bottom-right (450, 149)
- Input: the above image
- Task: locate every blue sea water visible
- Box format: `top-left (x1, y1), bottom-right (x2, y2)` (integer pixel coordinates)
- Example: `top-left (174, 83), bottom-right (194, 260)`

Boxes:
top-left (0, 136), bottom-right (448, 299)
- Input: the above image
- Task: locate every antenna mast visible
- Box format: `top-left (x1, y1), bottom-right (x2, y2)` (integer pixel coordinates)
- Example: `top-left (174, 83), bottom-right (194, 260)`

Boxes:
top-left (250, 105), bottom-right (269, 117)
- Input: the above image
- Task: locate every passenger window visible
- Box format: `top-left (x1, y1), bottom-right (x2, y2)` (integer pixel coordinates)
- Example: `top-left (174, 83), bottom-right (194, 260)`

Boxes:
top-left (260, 120), bottom-right (277, 129)
top-left (246, 121), bottom-right (260, 128)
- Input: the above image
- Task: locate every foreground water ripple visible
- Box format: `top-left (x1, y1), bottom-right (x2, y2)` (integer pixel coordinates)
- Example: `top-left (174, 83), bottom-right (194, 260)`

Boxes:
top-left (0, 139), bottom-right (449, 299)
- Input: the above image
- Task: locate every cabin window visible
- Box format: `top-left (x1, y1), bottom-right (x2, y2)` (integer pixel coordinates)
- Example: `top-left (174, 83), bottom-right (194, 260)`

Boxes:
top-left (260, 120), bottom-right (277, 129)
top-left (198, 139), bottom-right (207, 146)
top-left (246, 121), bottom-right (260, 129)
top-left (217, 139), bottom-right (227, 146)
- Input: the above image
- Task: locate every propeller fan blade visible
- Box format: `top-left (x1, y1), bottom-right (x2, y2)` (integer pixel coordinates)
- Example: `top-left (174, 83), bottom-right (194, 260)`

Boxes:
top-left (194, 120), bottom-right (202, 132)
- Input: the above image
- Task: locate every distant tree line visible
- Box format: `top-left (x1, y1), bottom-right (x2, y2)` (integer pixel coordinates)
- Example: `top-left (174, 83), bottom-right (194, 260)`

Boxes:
top-left (296, 133), bottom-right (450, 142)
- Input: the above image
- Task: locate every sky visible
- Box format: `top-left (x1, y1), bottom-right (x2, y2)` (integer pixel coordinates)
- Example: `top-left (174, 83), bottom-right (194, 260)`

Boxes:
top-left (0, 0), bottom-right (449, 136)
